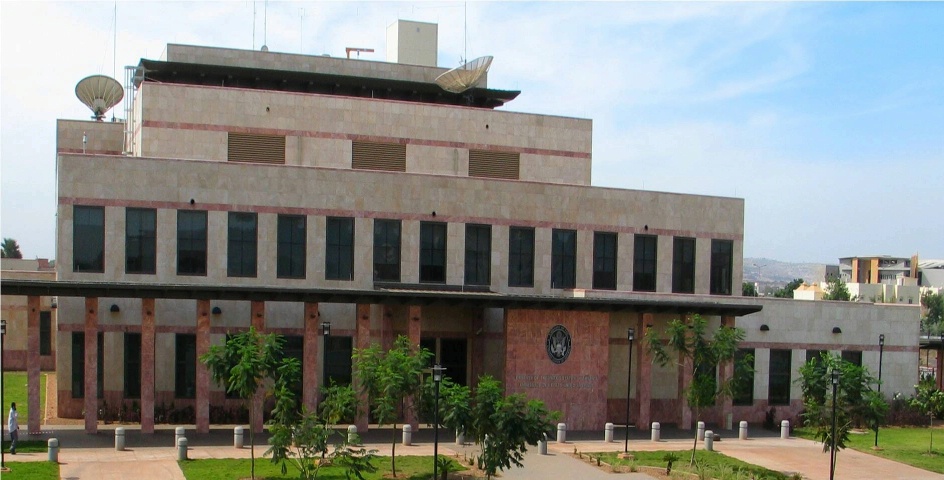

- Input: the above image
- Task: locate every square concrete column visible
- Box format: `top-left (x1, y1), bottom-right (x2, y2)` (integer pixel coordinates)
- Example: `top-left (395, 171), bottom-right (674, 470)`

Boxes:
top-left (381, 305), bottom-right (394, 350)
top-left (84, 297), bottom-right (99, 434)
top-left (141, 298), bottom-right (156, 434)
top-left (720, 316), bottom-right (735, 428)
top-left (678, 315), bottom-right (693, 430)
top-left (303, 302), bottom-right (320, 413)
top-left (27, 296), bottom-right (41, 434)
top-left (637, 313), bottom-right (653, 429)
top-left (405, 305), bottom-right (422, 430)
top-left (354, 304), bottom-right (371, 432)
top-left (251, 301), bottom-right (266, 434)
top-left (195, 300), bottom-right (211, 433)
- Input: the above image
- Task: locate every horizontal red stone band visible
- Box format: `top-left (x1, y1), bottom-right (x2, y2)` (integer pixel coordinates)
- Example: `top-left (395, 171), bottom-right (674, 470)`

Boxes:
top-left (58, 148), bottom-right (124, 156)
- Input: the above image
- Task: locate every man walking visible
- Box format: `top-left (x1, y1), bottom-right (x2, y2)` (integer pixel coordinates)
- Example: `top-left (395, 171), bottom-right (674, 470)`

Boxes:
top-left (8, 402), bottom-right (18, 455)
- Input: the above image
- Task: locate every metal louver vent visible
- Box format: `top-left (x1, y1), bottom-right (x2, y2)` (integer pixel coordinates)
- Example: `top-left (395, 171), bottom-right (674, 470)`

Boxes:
top-left (352, 141), bottom-right (406, 172)
top-left (469, 150), bottom-right (519, 180)
top-left (228, 133), bottom-right (286, 164)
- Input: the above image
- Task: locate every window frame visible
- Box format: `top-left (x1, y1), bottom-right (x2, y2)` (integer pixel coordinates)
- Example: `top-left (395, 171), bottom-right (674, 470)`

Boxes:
top-left (733, 348), bottom-right (755, 406)
top-left (672, 237), bottom-right (696, 293)
top-left (592, 231), bottom-right (618, 290)
top-left (325, 217), bottom-right (354, 281)
top-left (551, 229), bottom-right (577, 289)
top-left (373, 219), bottom-right (401, 282)
top-left (420, 222), bottom-right (447, 283)
top-left (227, 212), bottom-right (258, 278)
top-left (710, 239), bottom-right (734, 295)
top-left (73, 205), bottom-right (105, 273)
top-left (125, 207), bottom-right (157, 274)
top-left (175, 333), bottom-right (197, 399)
top-left (124, 332), bottom-right (142, 398)
top-left (633, 234), bottom-right (658, 292)
top-left (768, 349), bottom-right (792, 406)
top-left (464, 224), bottom-right (492, 286)
top-left (508, 227), bottom-right (535, 288)
top-left (177, 210), bottom-right (208, 276)
top-left (277, 214), bottom-right (307, 279)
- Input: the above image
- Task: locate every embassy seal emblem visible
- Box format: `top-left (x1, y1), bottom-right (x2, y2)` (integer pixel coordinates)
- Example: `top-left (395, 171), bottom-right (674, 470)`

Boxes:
top-left (545, 324), bottom-right (572, 364)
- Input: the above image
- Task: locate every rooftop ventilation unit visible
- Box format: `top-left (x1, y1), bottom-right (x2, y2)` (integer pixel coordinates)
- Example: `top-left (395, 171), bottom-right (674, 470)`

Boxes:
top-left (435, 56), bottom-right (493, 94)
top-left (75, 75), bottom-right (124, 121)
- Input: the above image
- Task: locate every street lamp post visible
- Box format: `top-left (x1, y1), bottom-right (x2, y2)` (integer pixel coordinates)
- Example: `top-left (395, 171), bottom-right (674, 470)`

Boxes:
top-left (875, 334), bottom-right (885, 448)
top-left (432, 364), bottom-right (445, 480)
top-left (830, 369), bottom-right (841, 480)
top-left (624, 327), bottom-right (635, 453)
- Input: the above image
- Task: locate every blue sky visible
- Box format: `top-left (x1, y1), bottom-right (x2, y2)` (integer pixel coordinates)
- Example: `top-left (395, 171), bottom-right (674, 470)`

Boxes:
top-left (1, 1), bottom-right (942, 263)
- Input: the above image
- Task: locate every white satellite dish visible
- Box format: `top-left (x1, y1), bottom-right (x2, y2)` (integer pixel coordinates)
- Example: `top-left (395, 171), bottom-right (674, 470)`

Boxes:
top-left (75, 75), bottom-right (124, 121)
top-left (435, 56), bottom-right (493, 94)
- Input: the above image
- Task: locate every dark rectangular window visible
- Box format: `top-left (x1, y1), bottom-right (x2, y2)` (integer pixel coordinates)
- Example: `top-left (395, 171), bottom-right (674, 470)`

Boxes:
top-left (551, 229), bottom-right (576, 289)
top-left (633, 235), bottom-right (657, 292)
top-left (733, 348), bottom-right (755, 406)
top-left (175, 334), bottom-right (197, 399)
top-left (841, 350), bottom-right (862, 367)
top-left (464, 224), bottom-right (492, 286)
top-left (40, 311), bottom-right (52, 355)
top-left (72, 332), bottom-right (85, 398)
top-left (325, 336), bottom-right (353, 386)
top-left (177, 210), bottom-right (207, 275)
top-left (228, 212), bottom-right (258, 277)
top-left (124, 333), bottom-right (141, 398)
top-left (420, 222), bottom-right (447, 283)
top-left (593, 231), bottom-right (617, 290)
top-left (126, 208), bottom-right (156, 274)
top-left (806, 350), bottom-right (827, 365)
top-left (768, 349), bottom-right (792, 406)
top-left (373, 219), bottom-right (401, 282)
top-left (710, 239), bottom-right (734, 295)
top-left (440, 338), bottom-right (468, 387)
top-left (508, 227), bottom-right (534, 288)
top-left (281, 336), bottom-right (304, 400)
top-left (277, 214), bottom-right (306, 279)
top-left (325, 217), bottom-right (354, 281)
top-left (73, 205), bottom-right (104, 272)
top-left (672, 237), bottom-right (696, 293)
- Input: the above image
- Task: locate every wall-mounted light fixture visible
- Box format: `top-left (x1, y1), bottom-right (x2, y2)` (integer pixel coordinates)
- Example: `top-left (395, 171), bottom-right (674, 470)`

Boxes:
top-left (321, 322), bottom-right (331, 336)
top-left (760, 324), bottom-right (770, 332)
top-left (832, 327), bottom-right (842, 334)
top-left (212, 306), bottom-right (222, 315)
top-left (51, 297), bottom-right (58, 310)
top-left (110, 304), bottom-right (120, 313)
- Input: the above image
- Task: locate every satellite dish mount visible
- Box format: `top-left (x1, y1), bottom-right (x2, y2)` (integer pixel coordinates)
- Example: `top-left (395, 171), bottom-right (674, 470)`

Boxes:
top-left (435, 56), bottom-right (493, 94)
top-left (75, 75), bottom-right (124, 121)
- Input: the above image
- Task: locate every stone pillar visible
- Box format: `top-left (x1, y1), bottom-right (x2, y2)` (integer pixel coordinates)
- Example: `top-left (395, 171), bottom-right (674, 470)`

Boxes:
top-left (141, 298), bottom-right (156, 434)
top-left (720, 316), bottom-right (735, 429)
top-left (27, 296), bottom-right (41, 434)
top-left (354, 304), bottom-right (371, 432)
top-left (637, 313), bottom-right (653, 430)
top-left (84, 297), bottom-right (99, 434)
top-left (251, 301), bottom-right (266, 433)
top-left (470, 310), bottom-right (485, 382)
top-left (405, 305), bottom-right (422, 430)
top-left (381, 305), bottom-right (395, 350)
top-left (303, 302), bottom-right (321, 413)
top-left (195, 300), bottom-right (211, 433)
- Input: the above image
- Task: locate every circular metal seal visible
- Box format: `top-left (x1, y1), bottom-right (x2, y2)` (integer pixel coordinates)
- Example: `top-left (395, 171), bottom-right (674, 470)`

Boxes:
top-left (545, 324), bottom-right (572, 364)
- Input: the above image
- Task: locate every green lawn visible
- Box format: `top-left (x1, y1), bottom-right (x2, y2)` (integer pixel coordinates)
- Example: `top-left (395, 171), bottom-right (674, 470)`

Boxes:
top-left (180, 455), bottom-right (463, 480)
top-left (1, 439), bottom-right (48, 453)
top-left (593, 449), bottom-right (792, 480)
top-left (0, 461), bottom-right (60, 479)
top-left (795, 426), bottom-right (944, 474)
top-left (1, 371), bottom-right (48, 424)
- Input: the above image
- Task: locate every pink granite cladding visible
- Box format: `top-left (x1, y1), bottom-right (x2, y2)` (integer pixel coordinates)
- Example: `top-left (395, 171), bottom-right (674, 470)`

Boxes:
top-left (938, 352), bottom-right (944, 390)
top-left (471, 312), bottom-right (485, 381)
top-left (303, 302), bottom-right (320, 412)
top-left (679, 354), bottom-right (693, 429)
top-left (196, 300), bottom-right (211, 433)
top-left (141, 298), bottom-right (156, 433)
top-left (141, 119), bottom-right (591, 160)
top-left (381, 306), bottom-right (394, 349)
top-left (84, 297), bottom-right (98, 433)
top-left (27, 296), bottom-right (41, 433)
top-left (503, 309), bottom-right (609, 431)
top-left (637, 314), bottom-right (654, 429)
top-left (405, 306), bottom-right (422, 430)
top-left (1, 350), bottom-right (55, 371)
top-left (250, 301), bottom-right (266, 433)
top-left (57, 148), bottom-right (124, 156)
top-left (354, 304), bottom-right (371, 432)
top-left (58, 196), bottom-right (742, 242)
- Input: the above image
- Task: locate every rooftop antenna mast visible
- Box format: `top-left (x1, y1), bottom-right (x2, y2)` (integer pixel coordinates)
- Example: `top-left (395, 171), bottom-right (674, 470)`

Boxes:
top-left (262, 0), bottom-right (269, 51)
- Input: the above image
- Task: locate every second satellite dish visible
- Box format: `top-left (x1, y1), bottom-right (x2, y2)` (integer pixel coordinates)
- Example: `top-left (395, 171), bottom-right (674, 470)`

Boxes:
top-left (75, 75), bottom-right (124, 121)
top-left (435, 56), bottom-right (493, 94)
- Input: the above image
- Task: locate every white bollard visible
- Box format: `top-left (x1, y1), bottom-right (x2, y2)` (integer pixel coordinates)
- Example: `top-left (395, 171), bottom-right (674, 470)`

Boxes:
top-left (456, 429), bottom-right (465, 446)
top-left (348, 425), bottom-right (358, 444)
top-left (175, 426), bottom-right (186, 447)
top-left (538, 433), bottom-right (548, 455)
top-left (780, 420), bottom-right (790, 439)
top-left (739, 421), bottom-right (748, 440)
top-left (604, 422), bottom-right (614, 442)
top-left (704, 430), bottom-right (714, 451)
top-left (402, 424), bottom-right (412, 446)
top-left (697, 421), bottom-right (706, 441)
top-left (234, 426), bottom-right (245, 449)
top-left (48, 438), bottom-right (59, 463)
top-left (177, 437), bottom-right (188, 461)
top-left (651, 422), bottom-right (661, 442)
top-left (115, 427), bottom-right (126, 451)
top-left (557, 423), bottom-right (567, 443)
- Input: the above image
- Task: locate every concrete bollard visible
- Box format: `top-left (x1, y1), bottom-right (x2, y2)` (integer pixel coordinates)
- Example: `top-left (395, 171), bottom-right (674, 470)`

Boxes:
top-left (175, 426), bottom-right (186, 447)
top-left (348, 425), bottom-right (358, 444)
top-left (177, 437), bottom-right (188, 461)
top-left (651, 422), bottom-right (661, 442)
top-left (115, 427), bottom-right (126, 451)
top-left (604, 422), bottom-right (614, 442)
top-left (456, 429), bottom-right (465, 446)
top-left (538, 433), bottom-right (548, 455)
top-left (697, 421), bottom-right (706, 441)
top-left (557, 423), bottom-right (567, 443)
top-left (780, 420), bottom-right (790, 439)
top-left (704, 430), bottom-right (714, 451)
top-left (234, 426), bottom-right (245, 449)
top-left (48, 438), bottom-right (59, 463)
top-left (739, 421), bottom-right (748, 440)
top-left (402, 424), bottom-right (412, 446)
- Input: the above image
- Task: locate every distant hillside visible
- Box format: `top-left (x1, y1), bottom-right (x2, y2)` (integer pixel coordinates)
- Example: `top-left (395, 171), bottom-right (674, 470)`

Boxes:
top-left (744, 257), bottom-right (827, 294)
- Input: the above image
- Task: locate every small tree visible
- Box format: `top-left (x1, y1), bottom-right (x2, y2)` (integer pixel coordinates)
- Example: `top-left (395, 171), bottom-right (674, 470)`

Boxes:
top-left (909, 376), bottom-right (944, 454)
top-left (921, 291), bottom-right (944, 334)
top-left (742, 282), bottom-right (758, 297)
top-left (201, 327), bottom-right (289, 480)
top-left (773, 278), bottom-right (805, 298)
top-left (822, 277), bottom-right (851, 301)
top-left (1, 238), bottom-right (23, 258)
top-left (645, 314), bottom-right (748, 466)
top-left (353, 335), bottom-right (431, 478)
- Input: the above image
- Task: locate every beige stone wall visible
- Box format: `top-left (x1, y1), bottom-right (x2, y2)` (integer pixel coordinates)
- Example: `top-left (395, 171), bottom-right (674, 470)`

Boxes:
top-left (57, 119), bottom-right (124, 155)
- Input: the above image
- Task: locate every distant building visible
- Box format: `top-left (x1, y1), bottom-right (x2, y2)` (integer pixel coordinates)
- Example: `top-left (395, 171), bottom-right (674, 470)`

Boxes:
top-left (918, 260), bottom-right (944, 289)
top-left (0, 258), bottom-right (57, 370)
top-left (839, 255), bottom-right (917, 285)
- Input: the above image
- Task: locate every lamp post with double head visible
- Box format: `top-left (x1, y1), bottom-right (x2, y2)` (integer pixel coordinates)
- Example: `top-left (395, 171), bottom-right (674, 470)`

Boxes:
top-left (432, 364), bottom-right (445, 480)
top-left (624, 327), bottom-right (635, 453)
top-left (875, 334), bottom-right (885, 448)
top-left (830, 368), bottom-right (841, 480)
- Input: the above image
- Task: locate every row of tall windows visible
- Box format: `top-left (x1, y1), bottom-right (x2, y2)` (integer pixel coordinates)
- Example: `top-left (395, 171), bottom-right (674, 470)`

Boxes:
top-left (73, 205), bottom-right (734, 294)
